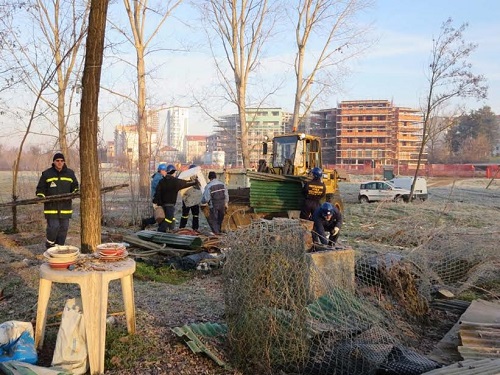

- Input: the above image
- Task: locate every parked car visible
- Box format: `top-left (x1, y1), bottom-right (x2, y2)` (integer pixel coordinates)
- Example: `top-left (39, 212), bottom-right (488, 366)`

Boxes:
top-left (358, 181), bottom-right (411, 203)
top-left (388, 176), bottom-right (428, 201)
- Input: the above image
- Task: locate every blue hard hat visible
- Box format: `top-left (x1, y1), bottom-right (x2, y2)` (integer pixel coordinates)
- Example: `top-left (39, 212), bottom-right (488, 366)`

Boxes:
top-left (312, 167), bottom-right (323, 179)
top-left (320, 202), bottom-right (334, 217)
top-left (158, 163), bottom-right (167, 172)
top-left (166, 164), bottom-right (176, 174)
top-left (189, 164), bottom-right (197, 169)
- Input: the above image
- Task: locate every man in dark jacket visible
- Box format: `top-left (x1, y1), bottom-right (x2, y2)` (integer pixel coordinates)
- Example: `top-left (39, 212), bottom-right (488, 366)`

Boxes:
top-left (300, 167), bottom-right (326, 220)
top-left (201, 171), bottom-right (229, 235)
top-left (141, 163), bottom-right (168, 230)
top-left (312, 202), bottom-right (343, 246)
top-left (36, 152), bottom-right (79, 249)
top-left (153, 164), bottom-right (198, 232)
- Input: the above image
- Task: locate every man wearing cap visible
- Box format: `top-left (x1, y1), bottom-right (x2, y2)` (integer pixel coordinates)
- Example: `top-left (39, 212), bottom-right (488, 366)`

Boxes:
top-left (153, 164), bottom-right (199, 232)
top-left (36, 153), bottom-right (79, 249)
top-left (201, 171), bottom-right (229, 235)
top-left (312, 202), bottom-right (343, 246)
top-left (300, 167), bottom-right (326, 220)
top-left (141, 163), bottom-right (168, 230)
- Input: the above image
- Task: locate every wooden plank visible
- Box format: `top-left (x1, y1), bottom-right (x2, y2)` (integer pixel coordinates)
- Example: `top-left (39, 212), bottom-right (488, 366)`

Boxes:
top-left (0, 184), bottom-right (129, 208)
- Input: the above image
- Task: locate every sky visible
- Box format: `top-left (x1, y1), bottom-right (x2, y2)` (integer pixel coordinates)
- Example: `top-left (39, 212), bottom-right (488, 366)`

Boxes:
top-left (343, 0), bottom-right (499, 112)
top-left (119, 0), bottom-right (498, 141)
top-left (1, 0), bottom-right (499, 147)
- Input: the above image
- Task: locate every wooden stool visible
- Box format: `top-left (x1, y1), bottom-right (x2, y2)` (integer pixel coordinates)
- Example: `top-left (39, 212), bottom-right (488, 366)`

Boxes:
top-left (35, 258), bottom-right (136, 375)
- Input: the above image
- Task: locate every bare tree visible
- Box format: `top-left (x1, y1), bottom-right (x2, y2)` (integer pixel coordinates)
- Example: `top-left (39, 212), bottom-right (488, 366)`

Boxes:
top-left (114, 0), bottom-right (183, 198)
top-left (0, 3), bottom-right (20, 97)
top-left (425, 113), bottom-right (459, 163)
top-left (290, 0), bottom-right (371, 131)
top-left (202, 0), bottom-right (274, 168)
top-left (460, 134), bottom-right (491, 163)
top-left (79, 0), bottom-right (109, 253)
top-left (0, 0), bottom-right (89, 165)
top-left (412, 18), bottom-right (488, 197)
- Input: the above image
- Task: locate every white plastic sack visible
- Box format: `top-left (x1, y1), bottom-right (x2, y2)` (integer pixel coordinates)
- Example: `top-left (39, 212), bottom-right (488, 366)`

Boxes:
top-left (51, 298), bottom-right (88, 375)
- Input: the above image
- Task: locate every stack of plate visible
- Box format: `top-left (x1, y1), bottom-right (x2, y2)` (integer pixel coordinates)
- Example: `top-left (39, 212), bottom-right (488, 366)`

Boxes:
top-left (96, 243), bottom-right (128, 261)
top-left (44, 245), bottom-right (80, 269)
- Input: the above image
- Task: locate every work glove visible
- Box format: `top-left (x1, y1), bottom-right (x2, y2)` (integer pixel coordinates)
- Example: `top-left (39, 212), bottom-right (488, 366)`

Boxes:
top-left (192, 176), bottom-right (201, 189)
top-left (332, 227), bottom-right (340, 236)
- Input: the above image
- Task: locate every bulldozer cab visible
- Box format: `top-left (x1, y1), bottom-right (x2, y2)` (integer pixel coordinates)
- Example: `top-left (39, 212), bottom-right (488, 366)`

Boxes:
top-left (269, 133), bottom-right (321, 176)
top-left (259, 132), bottom-right (343, 212)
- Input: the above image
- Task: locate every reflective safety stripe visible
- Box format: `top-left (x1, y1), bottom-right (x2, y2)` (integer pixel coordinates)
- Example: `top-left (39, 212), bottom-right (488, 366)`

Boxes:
top-left (211, 188), bottom-right (226, 194)
top-left (181, 215), bottom-right (189, 219)
top-left (165, 218), bottom-right (174, 223)
top-left (46, 177), bottom-right (74, 183)
top-left (193, 215), bottom-right (198, 218)
top-left (44, 210), bottom-right (73, 214)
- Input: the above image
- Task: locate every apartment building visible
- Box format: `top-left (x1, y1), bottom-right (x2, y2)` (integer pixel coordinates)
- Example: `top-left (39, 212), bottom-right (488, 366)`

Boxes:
top-left (113, 110), bottom-right (161, 167)
top-left (167, 106), bottom-right (189, 160)
top-left (309, 108), bottom-right (337, 165)
top-left (114, 124), bottom-right (139, 165)
top-left (335, 100), bottom-right (424, 169)
top-left (185, 135), bottom-right (208, 164)
top-left (212, 108), bottom-right (289, 166)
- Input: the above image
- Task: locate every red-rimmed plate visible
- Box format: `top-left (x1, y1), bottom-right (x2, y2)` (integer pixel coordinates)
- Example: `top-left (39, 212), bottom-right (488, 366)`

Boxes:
top-left (95, 250), bottom-right (128, 262)
top-left (97, 243), bottom-right (126, 253)
top-left (98, 248), bottom-right (125, 257)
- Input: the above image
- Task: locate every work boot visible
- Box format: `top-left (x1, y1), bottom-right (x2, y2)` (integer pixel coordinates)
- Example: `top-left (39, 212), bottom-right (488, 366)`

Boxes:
top-left (140, 218), bottom-right (148, 230)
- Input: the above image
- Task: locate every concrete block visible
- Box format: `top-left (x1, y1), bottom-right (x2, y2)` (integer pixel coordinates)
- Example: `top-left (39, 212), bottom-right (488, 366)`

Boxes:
top-left (307, 247), bottom-right (355, 298)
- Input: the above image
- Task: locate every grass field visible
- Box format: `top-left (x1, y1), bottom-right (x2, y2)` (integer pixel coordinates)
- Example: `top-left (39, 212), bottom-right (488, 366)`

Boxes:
top-left (0, 172), bottom-right (499, 374)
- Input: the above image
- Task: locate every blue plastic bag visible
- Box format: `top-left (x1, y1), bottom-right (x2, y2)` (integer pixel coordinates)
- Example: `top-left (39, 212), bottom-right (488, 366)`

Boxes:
top-left (0, 321), bottom-right (38, 365)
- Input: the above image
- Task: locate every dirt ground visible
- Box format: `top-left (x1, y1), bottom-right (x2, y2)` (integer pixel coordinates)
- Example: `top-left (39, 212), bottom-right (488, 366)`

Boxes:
top-left (0, 176), bottom-right (499, 374)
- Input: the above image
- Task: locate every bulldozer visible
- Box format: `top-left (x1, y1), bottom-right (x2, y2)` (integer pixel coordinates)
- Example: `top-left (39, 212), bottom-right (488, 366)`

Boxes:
top-left (220, 133), bottom-right (344, 231)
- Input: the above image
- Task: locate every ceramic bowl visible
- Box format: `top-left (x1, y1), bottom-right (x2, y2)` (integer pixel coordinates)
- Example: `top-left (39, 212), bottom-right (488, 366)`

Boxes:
top-left (44, 251), bottom-right (78, 263)
top-left (46, 245), bottom-right (80, 258)
top-left (48, 261), bottom-right (76, 269)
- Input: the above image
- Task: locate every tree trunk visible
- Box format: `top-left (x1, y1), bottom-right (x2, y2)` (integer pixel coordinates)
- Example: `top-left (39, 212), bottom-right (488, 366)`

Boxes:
top-left (137, 48), bottom-right (149, 198)
top-left (57, 86), bottom-right (69, 162)
top-left (79, 0), bottom-right (109, 253)
top-left (292, 45), bottom-right (306, 132)
top-left (237, 81), bottom-right (250, 169)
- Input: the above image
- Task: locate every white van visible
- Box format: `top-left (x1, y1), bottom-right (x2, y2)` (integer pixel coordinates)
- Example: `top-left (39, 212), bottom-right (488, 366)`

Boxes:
top-left (388, 177), bottom-right (428, 201)
top-left (358, 181), bottom-right (412, 203)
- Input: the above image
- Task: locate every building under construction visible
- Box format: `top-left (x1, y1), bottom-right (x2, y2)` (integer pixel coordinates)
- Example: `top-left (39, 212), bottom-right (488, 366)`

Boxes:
top-left (311, 100), bottom-right (425, 170)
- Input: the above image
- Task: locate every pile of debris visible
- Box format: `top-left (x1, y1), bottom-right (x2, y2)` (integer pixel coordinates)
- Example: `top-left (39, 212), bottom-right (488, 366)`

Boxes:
top-left (124, 229), bottom-right (225, 270)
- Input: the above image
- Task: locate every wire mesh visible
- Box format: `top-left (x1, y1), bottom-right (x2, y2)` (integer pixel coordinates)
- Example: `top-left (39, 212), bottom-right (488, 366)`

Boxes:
top-left (222, 219), bottom-right (441, 374)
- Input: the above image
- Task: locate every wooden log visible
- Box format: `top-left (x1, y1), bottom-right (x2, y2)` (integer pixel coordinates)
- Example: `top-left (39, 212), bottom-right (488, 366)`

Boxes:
top-left (0, 184), bottom-right (129, 208)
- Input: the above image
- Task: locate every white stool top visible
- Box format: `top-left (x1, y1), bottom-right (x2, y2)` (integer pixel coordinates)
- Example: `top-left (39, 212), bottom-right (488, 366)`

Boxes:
top-left (40, 257), bottom-right (136, 282)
